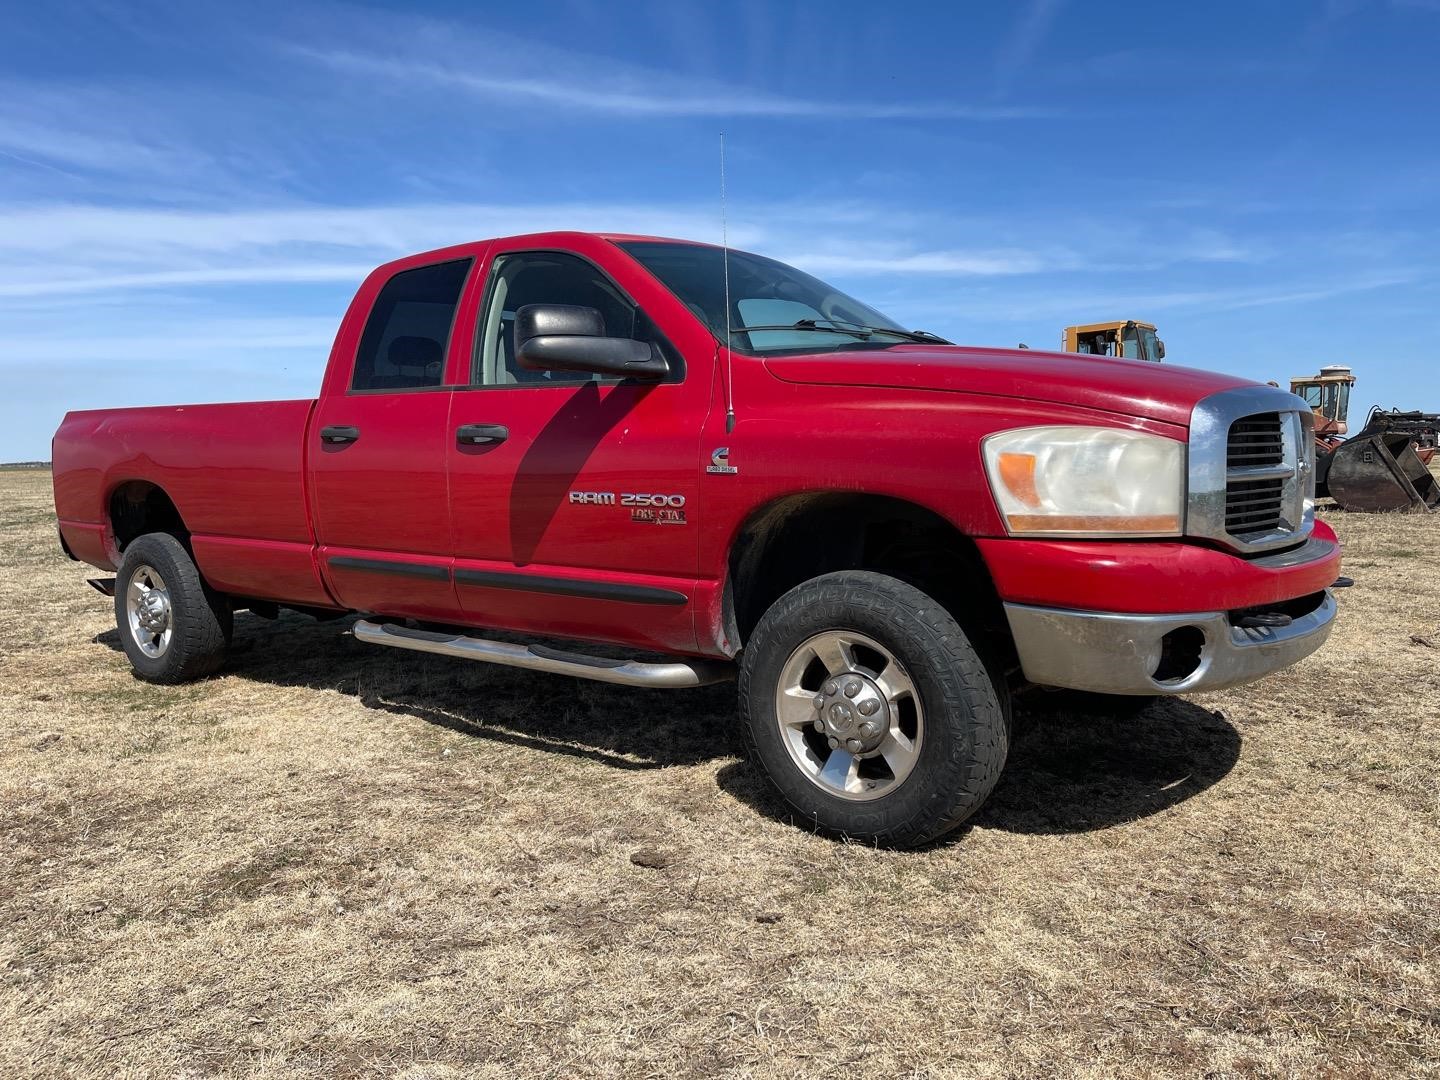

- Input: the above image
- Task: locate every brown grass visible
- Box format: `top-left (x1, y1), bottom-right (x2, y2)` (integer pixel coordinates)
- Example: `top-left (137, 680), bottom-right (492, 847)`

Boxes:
top-left (2, 467), bottom-right (1438, 1078)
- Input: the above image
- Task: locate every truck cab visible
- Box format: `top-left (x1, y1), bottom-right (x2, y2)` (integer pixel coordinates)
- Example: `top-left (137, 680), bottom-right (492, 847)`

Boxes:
top-left (1290, 365), bottom-right (1355, 440)
top-left (1063, 320), bottom-right (1165, 362)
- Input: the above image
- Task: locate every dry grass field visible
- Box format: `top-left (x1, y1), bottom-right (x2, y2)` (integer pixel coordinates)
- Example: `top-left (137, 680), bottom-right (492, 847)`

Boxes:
top-left (2, 466), bottom-right (1437, 1078)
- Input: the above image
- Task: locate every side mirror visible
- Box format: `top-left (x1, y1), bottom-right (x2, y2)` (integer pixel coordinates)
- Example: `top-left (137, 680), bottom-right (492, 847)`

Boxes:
top-left (514, 304), bottom-right (668, 380)
top-left (1156, 339), bottom-right (1166, 359)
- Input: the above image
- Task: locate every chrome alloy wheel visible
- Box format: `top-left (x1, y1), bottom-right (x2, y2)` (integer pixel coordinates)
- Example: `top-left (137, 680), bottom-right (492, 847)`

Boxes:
top-left (125, 564), bottom-right (173, 659)
top-left (774, 630), bottom-right (924, 801)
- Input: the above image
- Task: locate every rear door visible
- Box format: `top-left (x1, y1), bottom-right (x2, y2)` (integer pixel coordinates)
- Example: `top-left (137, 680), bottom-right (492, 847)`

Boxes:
top-left (446, 241), bottom-right (711, 654)
top-left (309, 253), bottom-right (478, 621)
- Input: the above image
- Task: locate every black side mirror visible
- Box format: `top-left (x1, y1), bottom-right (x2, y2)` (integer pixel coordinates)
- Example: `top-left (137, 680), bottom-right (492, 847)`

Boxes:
top-left (1156, 339), bottom-right (1166, 359)
top-left (514, 304), bottom-right (668, 380)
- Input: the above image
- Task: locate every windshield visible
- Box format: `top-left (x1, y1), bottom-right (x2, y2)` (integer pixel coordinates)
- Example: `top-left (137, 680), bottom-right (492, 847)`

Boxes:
top-left (1138, 326), bottom-right (1161, 362)
top-left (619, 241), bottom-right (912, 354)
top-left (1121, 324), bottom-right (1162, 361)
top-left (1299, 380), bottom-right (1352, 421)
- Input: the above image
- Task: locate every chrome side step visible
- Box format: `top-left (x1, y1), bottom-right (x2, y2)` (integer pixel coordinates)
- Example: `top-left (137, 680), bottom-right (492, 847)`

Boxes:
top-left (352, 619), bottom-right (734, 688)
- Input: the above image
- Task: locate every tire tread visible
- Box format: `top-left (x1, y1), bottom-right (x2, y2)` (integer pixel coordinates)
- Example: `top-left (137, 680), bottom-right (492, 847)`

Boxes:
top-left (115, 533), bottom-right (230, 684)
top-left (738, 570), bottom-right (1007, 848)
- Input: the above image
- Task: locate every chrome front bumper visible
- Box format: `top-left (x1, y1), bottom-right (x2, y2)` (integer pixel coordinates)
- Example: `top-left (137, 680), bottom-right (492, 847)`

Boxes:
top-left (1004, 590), bottom-right (1337, 696)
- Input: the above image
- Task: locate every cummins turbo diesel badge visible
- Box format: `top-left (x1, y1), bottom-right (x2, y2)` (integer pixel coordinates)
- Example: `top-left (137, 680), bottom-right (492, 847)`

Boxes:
top-left (706, 447), bottom-right (738, 474)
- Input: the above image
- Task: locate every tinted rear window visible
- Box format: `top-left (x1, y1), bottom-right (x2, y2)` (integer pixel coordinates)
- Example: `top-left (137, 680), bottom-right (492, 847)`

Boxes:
top-left (352, 259), bottom-right (472, 391)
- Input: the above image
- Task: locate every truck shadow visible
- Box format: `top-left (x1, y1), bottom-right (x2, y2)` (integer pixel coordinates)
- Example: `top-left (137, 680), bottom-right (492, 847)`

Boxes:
top-left (715, 697), bottom-right (1241, 838)
top-left (975, 697), bottom-right (1241, 835)
top-left (95, 612), bottom-right (1241, 836)
top-left (98, 612), bottom-right (737, 771)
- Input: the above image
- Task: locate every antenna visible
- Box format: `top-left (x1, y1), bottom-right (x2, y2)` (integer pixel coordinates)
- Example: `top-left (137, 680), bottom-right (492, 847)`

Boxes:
top-left (720, 133), bottom-right (736, 434)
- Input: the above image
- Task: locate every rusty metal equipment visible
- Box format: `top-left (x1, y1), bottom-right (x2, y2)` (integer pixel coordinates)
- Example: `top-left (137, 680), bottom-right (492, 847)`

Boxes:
top-left (1318, 407), bottom-right (1440, 512)
top-left (1290, 366), bottom-right (1354, 445)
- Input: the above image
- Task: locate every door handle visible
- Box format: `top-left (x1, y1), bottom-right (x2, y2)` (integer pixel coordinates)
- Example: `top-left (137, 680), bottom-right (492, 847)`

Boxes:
top-left (320, 425), bottom-right (361, 444)
top-left (457, 423), bottom-right (509, 445)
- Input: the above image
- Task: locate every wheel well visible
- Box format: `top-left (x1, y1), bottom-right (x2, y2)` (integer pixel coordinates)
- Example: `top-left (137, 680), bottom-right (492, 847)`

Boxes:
top-left (726, 493), bottom-right (1012, 663)
top-left (109, 481), bottom-right (188, 553)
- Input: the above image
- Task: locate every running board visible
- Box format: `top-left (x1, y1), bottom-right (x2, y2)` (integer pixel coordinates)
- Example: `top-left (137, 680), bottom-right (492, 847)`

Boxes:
top-left (87, 577), bottom-right (117, 597)
top-left (352, 619), bottom-right (734, 688)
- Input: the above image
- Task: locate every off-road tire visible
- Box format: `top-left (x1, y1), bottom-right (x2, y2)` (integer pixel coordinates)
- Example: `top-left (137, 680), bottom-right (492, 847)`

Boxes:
top-left (739, 571), bottom-right (1008, 848)
top-left (115, 532), bottom-right (231, 683)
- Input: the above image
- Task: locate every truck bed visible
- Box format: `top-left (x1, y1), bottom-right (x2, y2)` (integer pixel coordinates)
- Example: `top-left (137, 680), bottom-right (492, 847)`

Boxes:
top-left (52, 399), bottom-right (332, 606)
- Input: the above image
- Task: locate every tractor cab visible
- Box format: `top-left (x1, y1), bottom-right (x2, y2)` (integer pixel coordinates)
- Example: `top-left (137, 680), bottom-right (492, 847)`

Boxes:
top-left (1062, 320), bottom-right (1164, 362)
top-left (1290, 365), bottom-right (1354, 438)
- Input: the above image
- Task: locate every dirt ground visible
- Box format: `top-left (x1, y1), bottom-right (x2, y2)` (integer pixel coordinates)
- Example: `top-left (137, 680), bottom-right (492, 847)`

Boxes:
top-left (2, 466), bottom-right (1437, 1078)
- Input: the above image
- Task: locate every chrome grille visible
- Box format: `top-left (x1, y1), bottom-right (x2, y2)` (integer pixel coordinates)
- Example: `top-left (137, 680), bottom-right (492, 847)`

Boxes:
top-left (1225, 477), bottom-right (1285, 535)
top-left (1227, 413), bottom-right (1284, 467)
top-left (1187, 386), bottom-right (1316, 555)
top-left (1225, 413), bottom-right (1286, 537)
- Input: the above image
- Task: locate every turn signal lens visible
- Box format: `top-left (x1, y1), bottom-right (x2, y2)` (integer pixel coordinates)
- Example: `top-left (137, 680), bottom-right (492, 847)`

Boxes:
top-left (996, 452), bottom-right (1040, 508)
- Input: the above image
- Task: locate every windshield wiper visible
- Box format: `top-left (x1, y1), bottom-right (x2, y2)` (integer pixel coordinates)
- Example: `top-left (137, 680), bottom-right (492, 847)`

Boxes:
top-left (768, 319), bottom-right (953, 344)
top-left (738, 320), bottom-right (872, 339)
top-left (736, 320), bottom-right (953, 345)
top-left (844, 324), bottom-right (952, 344)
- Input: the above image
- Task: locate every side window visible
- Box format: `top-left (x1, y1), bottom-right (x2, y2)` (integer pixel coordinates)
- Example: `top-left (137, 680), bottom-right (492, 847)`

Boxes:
top-left (475, 251), bottom-right (673, 386)
top-left (352, 259), bottom-right (471, 391)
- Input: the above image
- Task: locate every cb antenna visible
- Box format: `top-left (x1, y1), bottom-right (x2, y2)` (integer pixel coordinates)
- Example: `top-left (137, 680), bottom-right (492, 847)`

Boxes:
top-left (720, 132), bottom-right (736, 434)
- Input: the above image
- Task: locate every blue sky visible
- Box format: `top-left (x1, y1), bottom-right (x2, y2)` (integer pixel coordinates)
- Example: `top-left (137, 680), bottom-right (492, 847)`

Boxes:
top-left (2, 0), bottom-right (1437, 460)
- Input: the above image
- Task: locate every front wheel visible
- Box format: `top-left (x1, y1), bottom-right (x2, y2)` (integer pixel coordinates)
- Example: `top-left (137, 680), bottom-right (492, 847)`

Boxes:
top-left (115, 532), bottom-right (231, 683)
top-left (739, 571), bottom-right (1008, 848)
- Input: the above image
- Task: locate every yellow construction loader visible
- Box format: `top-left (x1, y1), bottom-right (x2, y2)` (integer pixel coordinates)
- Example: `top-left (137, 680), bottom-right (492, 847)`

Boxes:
top-left (1061, 320), bottom-right (1165, 362)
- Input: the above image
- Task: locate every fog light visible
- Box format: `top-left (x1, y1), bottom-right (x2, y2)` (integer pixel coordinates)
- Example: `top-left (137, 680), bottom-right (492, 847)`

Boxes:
top-left (1153, 626), bottom-right (1205, 683)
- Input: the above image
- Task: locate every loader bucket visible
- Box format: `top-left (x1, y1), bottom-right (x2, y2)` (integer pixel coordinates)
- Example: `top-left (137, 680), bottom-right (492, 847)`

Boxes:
top-left (1326, 432), bottom-right (1440, 512)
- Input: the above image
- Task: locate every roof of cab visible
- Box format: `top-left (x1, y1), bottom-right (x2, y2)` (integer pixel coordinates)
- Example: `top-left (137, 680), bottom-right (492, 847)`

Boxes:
top-left (366, 231), bottom-right (719, 280)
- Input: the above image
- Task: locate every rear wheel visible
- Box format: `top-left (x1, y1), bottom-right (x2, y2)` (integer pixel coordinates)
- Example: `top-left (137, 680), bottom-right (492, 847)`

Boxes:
top-left (739, 571), bottom-right (1008, 848)
top-left (115, 532), bottom-right (231, 683)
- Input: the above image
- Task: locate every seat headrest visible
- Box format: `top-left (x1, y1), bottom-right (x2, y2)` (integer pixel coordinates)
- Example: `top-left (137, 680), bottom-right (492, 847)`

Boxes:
top-left (388, 336), bottom-right (443, 370)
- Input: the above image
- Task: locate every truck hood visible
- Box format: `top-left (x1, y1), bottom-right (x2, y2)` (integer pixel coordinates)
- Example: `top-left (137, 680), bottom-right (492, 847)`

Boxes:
top-left (763, 345), bottom-right (1253, 427)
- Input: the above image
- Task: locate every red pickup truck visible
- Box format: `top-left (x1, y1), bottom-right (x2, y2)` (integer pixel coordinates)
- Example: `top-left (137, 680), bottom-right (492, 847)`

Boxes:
top-left (53, 231), bottom-right (1341, 846)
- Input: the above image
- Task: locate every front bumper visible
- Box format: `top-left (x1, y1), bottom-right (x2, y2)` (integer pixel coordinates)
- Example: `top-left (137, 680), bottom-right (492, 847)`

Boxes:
top-left (1004, 589), bottom-right (1337, 696)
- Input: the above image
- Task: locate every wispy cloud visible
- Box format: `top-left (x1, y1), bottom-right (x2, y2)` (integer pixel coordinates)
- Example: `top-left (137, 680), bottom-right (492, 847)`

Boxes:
top-left (0, 199), bottom-right (1272, 300)
top-left (779, 248), bottom-right (1055, 276)
top-left (0, 200), bottom-right (743, 299)
top-left (298, 46), bottom-right (1054, 120)
top-left (0, 264), bottom-right (374, 298)
top-left (0, 82), bottom-right (216, 180)
top-left (896, 273), bottom-right (1419, 325)
top-left (290, 46), bottom-right (1054, 121)
top-left (0, 117), bottom-right (182, 177)
top-left (992, 0), bottom-right (1066, 99)
top-left (3, 314), bottom-right (339, 363)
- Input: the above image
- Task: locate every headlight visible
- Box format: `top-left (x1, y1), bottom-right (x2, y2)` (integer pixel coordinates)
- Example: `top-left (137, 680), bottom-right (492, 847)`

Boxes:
top-left (982, 426), bottom-right (1184, 537)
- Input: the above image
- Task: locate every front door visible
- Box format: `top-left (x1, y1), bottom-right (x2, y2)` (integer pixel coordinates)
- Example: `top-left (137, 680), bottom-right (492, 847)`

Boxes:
top-left (309, 256), bottom-right (474, 621)
top-left (447, 244), bottom-right (709, 654)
